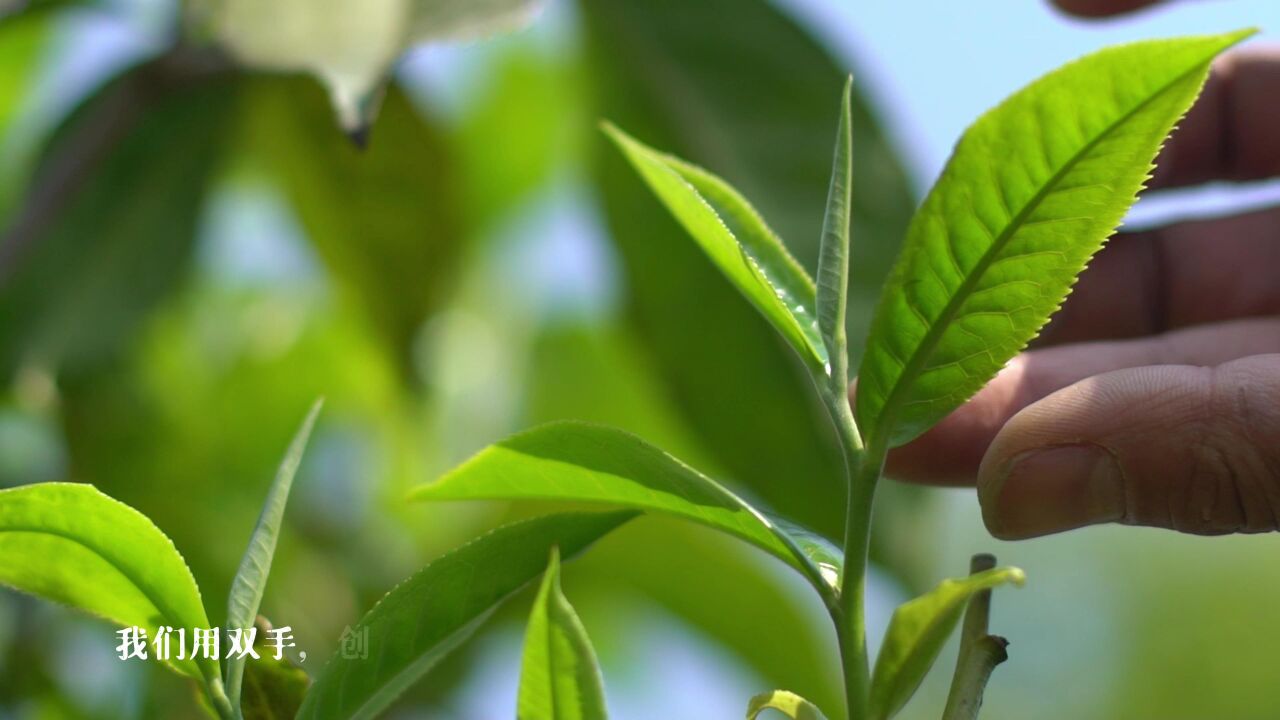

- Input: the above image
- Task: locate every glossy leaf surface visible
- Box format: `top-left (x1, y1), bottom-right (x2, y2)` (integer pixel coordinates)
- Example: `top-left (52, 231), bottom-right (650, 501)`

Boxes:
top-left (857, 31), bottom-right (1253, 449)
top-left (518, 548), bottom-right (608, 720)
top-left (604, 123), bottom-right (827, 374)
top-left (583, 0), bottom-right (915, 540)
top-left (411, 421), bottom-right (840, 596)
top-left (224, 399), bottom-right (322, 708)
top-left (747, 690), bottom-right (830, 720)
top-left (869, 567), bottom-right (1026, 720)
top-left (0, 483), bottom-right (214, 682)
top-left (816, 78), bottom-right (854, 386)
top-left (297, 511), bottom-right (633, 720)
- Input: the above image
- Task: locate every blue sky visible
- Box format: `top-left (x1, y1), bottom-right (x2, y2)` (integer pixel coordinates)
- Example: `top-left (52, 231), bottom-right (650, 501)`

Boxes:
top-left (782, 0), bottom-right (1280, 226)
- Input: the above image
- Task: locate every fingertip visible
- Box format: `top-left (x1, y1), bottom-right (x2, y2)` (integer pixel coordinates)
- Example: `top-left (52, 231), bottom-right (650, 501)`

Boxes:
top-left (978, 443), bottom-right (1126, 539)
top-left (1050, 0), bottom-right (1164, 18)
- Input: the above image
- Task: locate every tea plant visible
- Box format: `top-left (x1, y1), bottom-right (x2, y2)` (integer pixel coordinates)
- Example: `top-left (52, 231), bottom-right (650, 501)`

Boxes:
top-left (0, 28), bottom-right (1252, 720)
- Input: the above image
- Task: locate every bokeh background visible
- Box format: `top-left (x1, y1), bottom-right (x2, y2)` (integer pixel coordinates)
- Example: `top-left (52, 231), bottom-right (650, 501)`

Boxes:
top-left (1, 0), bottom-right (1279, 718)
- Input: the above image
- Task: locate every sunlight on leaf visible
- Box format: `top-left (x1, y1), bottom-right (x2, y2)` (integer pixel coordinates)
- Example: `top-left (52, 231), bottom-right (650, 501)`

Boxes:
top-left (518, 548), bottom-right (609, 720)
top-left (0, 483), bottom-right (216, 683)
top-left (603, 124), bottom-right (828, 376)
top-left (411, 421), bottom-right (841, 599)
top-left (747, 689), bottom-right (830, 720)
top-left (856, 30), bottom-right (1254, 449)
top-left (869, 567), bottom-right (1026, 720)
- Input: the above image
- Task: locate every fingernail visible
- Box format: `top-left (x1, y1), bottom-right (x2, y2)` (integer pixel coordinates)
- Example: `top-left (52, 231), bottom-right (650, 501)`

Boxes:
top-left (983, 444), bottom-right (1125, 539)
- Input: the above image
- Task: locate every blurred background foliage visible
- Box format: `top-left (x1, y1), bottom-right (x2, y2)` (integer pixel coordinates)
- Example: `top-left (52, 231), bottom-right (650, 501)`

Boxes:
top-left (0, 0), bottom-right (1278, 718)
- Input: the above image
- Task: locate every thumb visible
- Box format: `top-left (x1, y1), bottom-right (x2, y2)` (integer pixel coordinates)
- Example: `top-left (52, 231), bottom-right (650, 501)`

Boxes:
top-left (978, 354), bottom-right (1280, 539)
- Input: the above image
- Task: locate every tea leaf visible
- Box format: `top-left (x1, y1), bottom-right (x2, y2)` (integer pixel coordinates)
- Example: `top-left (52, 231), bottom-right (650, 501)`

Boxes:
top-left (242, 654), bottom-right (310, 720)
top-left (869, 567), bottom-right (1026, 720)
top-left (297, 511), bottom-right (634, 720)
top-left (602, 124), bottom-right (828, 376)
top-left (411, 421), bottom-right (841, 597)
top-left (0, 483), bottom-right (215, 683)
top-left (856, 31), bottom-right (1253, 449)
top-left (584, 0), bottom-right (919, 551)
top-left (518, 548), bottom-right (608, 720)
top-left (816, 77), bottom-right (855, 388)
top-left (747, 690), bottom-right (829, 720)
top-left (224, 399), bottom-right (322, 709)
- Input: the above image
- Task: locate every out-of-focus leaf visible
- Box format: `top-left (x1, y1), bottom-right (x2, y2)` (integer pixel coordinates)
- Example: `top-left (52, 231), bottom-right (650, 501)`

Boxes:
top-left (0, 10), bottom-right (52, 219)
top-left (747, 690), bottom-right (829, 720)
top-left (208, 0), bottom-right (542, 130)
top-left (604, 124), bottom-right (827, 376)
top-left (242, 654), bottom-right (310, 720)
top-left (0, 58), bottom-right (235, 379)
top-left (855, 31), bottom-right (1252, 450)
top-left (0, 483), bottom-right (216, 683)
top-left (412, 422), bottom-right (840, 598)
top-left (224, 399), bottom-right (322, 708)
top-left (239, 77), bottom-right (462, 380)
top-left (869, 567), bottom-right (1025, 720)
top-left (518, 548), bottom-right (608, 720)
top-left (458, 47), bottom-right (583, 232)
top-left (297, 511), bottom-right (634, 720)
top-left (582, 0), bottom-right (915, 539)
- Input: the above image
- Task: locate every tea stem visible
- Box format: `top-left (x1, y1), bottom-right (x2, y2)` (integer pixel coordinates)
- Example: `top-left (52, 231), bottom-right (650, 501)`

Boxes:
top-left (206, 676), bottom-right (238, 719)
top-left (837, 442), bottom-right (882, 720)
top-left (942, 554), bottom-right (1009, 720)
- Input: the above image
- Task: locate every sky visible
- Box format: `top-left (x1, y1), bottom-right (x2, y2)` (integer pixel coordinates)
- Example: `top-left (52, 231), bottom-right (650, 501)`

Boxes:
top-left (781, 0), bottom-right (1280, 226)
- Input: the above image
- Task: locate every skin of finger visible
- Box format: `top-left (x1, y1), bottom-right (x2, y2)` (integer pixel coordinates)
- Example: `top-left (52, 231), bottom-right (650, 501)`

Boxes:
top-left (1051, 0), bottom-right (1164, 18)
top-left (1039, 207), bottom-right (1280, 346)
top-left (1151, 50), bottom-right (1280, 189)
top-left (883, 317), bottom-right (1280, 485)
top-left (977, 355), bottom-right (1280, 538)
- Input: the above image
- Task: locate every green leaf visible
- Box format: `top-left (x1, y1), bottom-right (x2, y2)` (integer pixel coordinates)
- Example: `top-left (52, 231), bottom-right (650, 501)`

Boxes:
top-left (583, 0), bottom-right (916, 541)
top-left (518, 548), bottom-right (608, 720)
top-left (816, 77), bottom-right (855, 389)
top-left (522, 324), bottom-right (844, 711)
top-left (242, 654), bottom-right (310, 720)
top-left (747, 690), bottom-right (829, 720)
top-left (869, 567), bottom-right (1026, 720)
top-left (209, 0), bottom-right (540, 130)
top-left (603, 123), bottom-right (827, 375)
top-left (297, 511), bottom-right (634, 720)
top-left (411, 421), bottom-right (840, 598)
top-left (0, 10), bottom-right (52, 221)
top-left (0, 483), bottom-right (216, 684)
top-left (856, 31), bottom-right (1254, 449)
top-left (224, 399), bottom-right (323, 709)
top-left (0, 60), bottom-right (235, 379)
top-left (238, 77), bottom-right (463, 380)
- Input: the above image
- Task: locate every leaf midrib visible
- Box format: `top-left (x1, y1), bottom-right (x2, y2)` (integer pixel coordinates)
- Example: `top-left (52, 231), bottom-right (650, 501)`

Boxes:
top-left (870, 52), bottom-right (1215, 448)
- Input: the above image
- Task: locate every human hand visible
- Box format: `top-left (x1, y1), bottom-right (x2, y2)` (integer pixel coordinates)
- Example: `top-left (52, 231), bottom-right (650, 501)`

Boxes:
top-left (875, 28), bottom-right (1280, 538)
